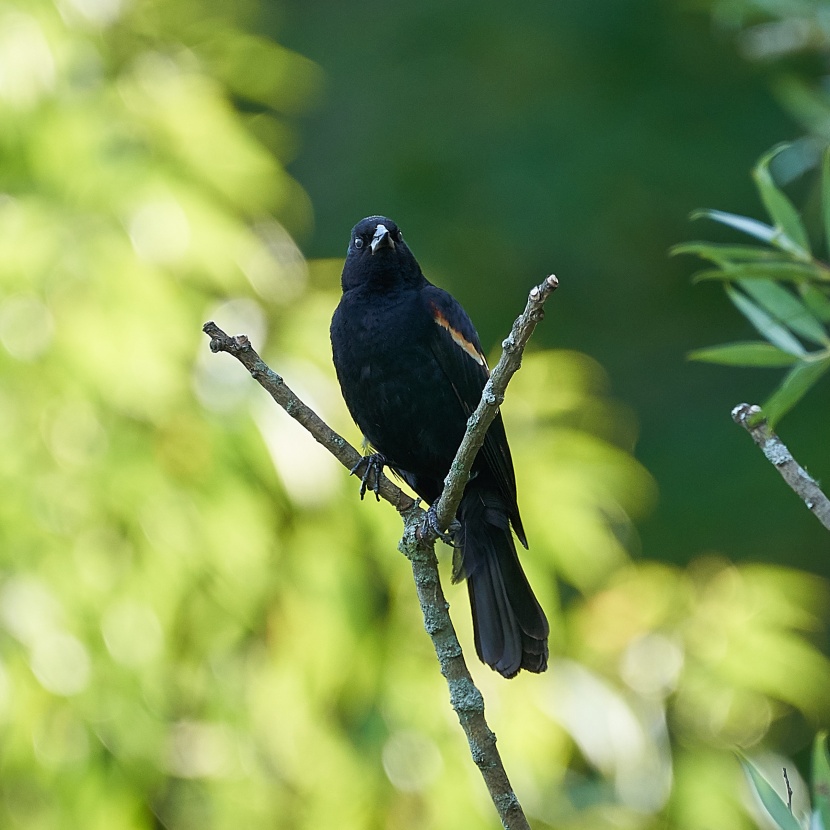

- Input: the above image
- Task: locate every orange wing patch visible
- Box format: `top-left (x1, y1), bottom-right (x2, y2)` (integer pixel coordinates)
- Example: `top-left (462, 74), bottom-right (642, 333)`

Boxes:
top-left (431, 304), bottom-right (488, 369)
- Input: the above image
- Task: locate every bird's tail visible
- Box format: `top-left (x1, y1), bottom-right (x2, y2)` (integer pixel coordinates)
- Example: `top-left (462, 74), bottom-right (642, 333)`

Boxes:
top-left (457, 486), bottom-right (549, 677)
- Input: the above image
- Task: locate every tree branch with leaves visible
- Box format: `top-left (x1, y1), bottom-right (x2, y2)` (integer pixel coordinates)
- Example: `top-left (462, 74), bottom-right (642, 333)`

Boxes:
top-left (676, 144), bottom-right (830, 425)
top-left (677, 143), bottom-right (830, 524)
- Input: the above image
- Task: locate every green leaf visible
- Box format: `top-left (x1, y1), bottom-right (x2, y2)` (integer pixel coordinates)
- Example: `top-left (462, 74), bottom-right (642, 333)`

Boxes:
top-left (688, 342), bottom-right (801, 367)
top-left (762, 356), bottom-right (830, 426)
top-left (671, 241), bottom-right (793, 263)
top-left (740, 280), bottom-right (829, 345)
top-left (740, 757), bottom-right (802, 830)
top-left (801, 285), bottom-right (830, 323)
top-left (812, 733), bottom-right (830, 830)
top-left (692, 209), bottom-right (779, 245)
top-left (692, 262), bottom-right (827, 284)
top-left (726, 285), bottom-right (806, 356)
top-left (754, 145), bottom-right (811, 259)
top-left (822, 147), bottom-right (830, 254)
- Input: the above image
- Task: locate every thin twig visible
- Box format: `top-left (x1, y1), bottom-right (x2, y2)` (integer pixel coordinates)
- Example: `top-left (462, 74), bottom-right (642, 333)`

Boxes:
top-left (731, 403), bottom-right (830, 532)
top-left (783, 767), bottom-right (793, 812)
top-left (202, 275), bottom-right (557, 830)
top-left (433, 274), bottom-right (559, 535)
top-left (202, 323), bottom-right (414, 512)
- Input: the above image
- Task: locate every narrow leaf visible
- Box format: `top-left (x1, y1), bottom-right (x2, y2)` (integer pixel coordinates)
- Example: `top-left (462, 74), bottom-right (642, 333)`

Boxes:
top-left (740, 757), bottom-right (802, 830)
top-left (692, 209), bottom-right (778, 245)
top-left (726, 286), bottom-right (806, 356)
top-left (801, 285), bottom-right (830, 323)
top-left (754, 145), bottom-right (811, 258)
top-left (671, 241), bottom-right (793, 263)
top-left (692, 262), bottom-right (827, 284)
top-left (740, 280), bottom-right (829, 345)
top-left (688, 342), bottom-right (801, 367)
top-left (762, 356), bottom-right (830, 426)
top-left (813, 734), bottom-right (830, 830)
top-left (822, 147), bottom-right (830, 255)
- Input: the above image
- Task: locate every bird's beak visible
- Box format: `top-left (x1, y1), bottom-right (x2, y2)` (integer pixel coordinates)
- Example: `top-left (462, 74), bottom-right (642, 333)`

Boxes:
top-left (370, 224), bottom-right (395, 254)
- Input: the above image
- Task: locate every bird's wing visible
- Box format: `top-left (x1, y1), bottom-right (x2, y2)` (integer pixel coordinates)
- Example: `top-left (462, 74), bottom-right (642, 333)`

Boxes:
top-left (422, 285), bottom-right (526, 546)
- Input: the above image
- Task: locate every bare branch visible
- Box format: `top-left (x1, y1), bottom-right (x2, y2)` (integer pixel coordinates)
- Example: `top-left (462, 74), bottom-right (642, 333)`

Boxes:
top-left (202, 322), bottom-right (414, 512)
top-left (433, 274), bottom-right (559, 535)
top-left (202, 275), bottom-right (558, 830)
top-left (732, 403), bottom-right (830, 532)
top-left (397, 511), bottom-right (531, 830)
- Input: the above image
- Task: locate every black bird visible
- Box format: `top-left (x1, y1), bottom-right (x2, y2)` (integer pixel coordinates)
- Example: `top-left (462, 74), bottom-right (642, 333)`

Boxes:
top-left (330, 216), bottom-right (549, 677)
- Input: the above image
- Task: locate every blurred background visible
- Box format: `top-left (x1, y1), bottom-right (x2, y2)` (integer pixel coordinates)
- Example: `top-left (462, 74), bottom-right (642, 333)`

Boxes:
top-left (2, 0), bottom-right (829, 828)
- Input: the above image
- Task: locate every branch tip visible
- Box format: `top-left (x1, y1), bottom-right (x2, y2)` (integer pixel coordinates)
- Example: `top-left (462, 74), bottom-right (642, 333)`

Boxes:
top-left (203, 321), bottom-right (252, 356)
top-left (731, 402), bottom-right (830, 532)
top-left (731, 402), bottom-right (762, 426)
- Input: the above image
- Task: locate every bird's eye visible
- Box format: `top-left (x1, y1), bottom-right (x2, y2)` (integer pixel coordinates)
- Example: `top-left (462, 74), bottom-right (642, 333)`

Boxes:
top-left (395, 229), bottom-right (403, 242)
top-left (354, 237), bottom-right (364, 249)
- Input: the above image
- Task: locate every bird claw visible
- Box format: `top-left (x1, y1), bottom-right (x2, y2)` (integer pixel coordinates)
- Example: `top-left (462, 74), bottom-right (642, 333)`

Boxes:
top-left (418, 503), bottom-right (460, 545)
top-left (350, 453), bottom-right (386, 501)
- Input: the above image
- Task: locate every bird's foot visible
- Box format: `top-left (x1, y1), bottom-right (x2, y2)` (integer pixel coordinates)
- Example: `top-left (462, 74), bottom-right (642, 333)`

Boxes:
top-left (350, 452), bottom-right (387, 501)
top-left (418, 503), bottom-right (461, 546)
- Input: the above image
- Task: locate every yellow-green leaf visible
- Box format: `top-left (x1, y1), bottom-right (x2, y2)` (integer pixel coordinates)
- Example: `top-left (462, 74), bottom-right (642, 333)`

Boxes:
top-left (754, 145), bottom-right (811, 259)
top-left (692, 209), bottom-right (778, 245)
top-left (688, 342), bottom-right (801, 367)
top-left (822, 147), bottom-right (830, 254)
top-left (740, 280), bottom-right (829, 346)
top-left (692, 262), bottom-right (827, 284)
top-left (725, 286), bottom-right (806, 356)
top-left (801, 285), bottom-right (830, 323)
top-left (671, 241), bottom-right (792, 263)
top-left (740, 757), bottom-right (802, 830)
top-left (762, 357), bottom-right (830, 426)
top-left (812, 733), bottom-right (830, 830)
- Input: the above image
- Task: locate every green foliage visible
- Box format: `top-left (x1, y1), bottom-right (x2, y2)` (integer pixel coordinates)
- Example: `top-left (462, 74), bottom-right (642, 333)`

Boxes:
top-left (681, 0), bottom-right (830, 426)
top-left (813, 733), bottom-right (830, 830)
top-left (740, 757), bottom-right (801, 830)
top-left (1, 2), bottom-right (829, 830)
top-left (753, 146), bottom-right (811, 259)
top-left (741, 734), bottom-right (830, 830)
top-left (687, 342), bottom-right (799, 368)
top-left (677, 145), bottom-right (830, 425)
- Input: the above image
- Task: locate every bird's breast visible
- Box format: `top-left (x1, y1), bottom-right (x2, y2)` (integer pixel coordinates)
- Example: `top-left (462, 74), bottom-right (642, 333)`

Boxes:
top-left (331, 289), bottom-right (459, 477)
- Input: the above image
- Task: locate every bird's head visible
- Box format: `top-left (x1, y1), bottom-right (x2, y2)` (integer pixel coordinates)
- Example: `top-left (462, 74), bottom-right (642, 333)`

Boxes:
top-left (342, 216), bottom-right (423, 291)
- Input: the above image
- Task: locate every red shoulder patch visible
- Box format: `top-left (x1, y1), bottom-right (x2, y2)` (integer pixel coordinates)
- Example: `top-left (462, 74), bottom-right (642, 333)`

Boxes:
top-left (430, 303), bottom-right (488, 369)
